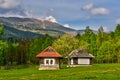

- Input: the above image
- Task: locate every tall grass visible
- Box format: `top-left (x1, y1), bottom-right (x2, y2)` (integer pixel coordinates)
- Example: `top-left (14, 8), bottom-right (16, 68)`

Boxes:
top-left (0, 64), bottom-right (120, 80)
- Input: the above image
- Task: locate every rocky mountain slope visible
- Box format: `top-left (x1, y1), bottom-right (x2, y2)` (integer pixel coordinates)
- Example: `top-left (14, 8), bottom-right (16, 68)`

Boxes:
top-left (0, 17), bottom-right (97, 39)
top-left (0, 17), bottom-right (77, 38)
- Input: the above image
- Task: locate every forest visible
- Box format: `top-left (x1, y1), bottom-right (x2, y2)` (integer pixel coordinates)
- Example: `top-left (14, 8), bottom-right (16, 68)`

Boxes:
top-left (0, 24), bottom-right (120, 67)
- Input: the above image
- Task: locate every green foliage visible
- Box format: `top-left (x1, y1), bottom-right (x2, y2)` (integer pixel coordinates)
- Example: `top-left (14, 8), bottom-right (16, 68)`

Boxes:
top-left (115, 24), bottom-right (120, 36)
top-left (0, 25), bottom-right (3, 36)
top-left (0, 26), bottom-right (8, 65)
top-left (0, 40), bottom-right (8, 65)
top-left (82, 26), bottom-right (94, 43)
top-left (41, 35), bottom-right (53, 50)
top-left (52, 34), bottom-right (79, 57)
top-left (97, 40), bottom-right (116, 63)
top-left (28, 35), bottom-right (53, 64)
top-left (52, 34), bottom-right (79, 65)
top-left (0, 24), bottom-right (120, 66)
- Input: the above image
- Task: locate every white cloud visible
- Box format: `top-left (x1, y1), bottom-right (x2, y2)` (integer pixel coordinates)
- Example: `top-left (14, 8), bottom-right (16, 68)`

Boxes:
top-left (0, 0), bottom-right (32, 17)
top-left (91, 8), bottom-right (109, 15)
top-left (81, 3), bottom-right (93, 10)
top-left (25, 10), bottom-right (33, 18)
top-left (82, 3), bottom-right (109, 16)
top-left (45, 16), bottom-right (57, 23)
top-left (64, 24), bottom-right (70, 28)
top-left (103, 26), bottom-right (109, 32)
top-left (116, 18), bottom-right (120, 24)
top-left (0, 12), bottom-right (24, 18)
top-left (0, 0), bottom-right (19, 9)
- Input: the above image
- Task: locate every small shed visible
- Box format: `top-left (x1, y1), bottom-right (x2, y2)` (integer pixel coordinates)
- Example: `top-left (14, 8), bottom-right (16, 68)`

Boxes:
top-left (67, 49), bottom-right (94, 67)
top-left (36, 46), bottom-right (62, 70)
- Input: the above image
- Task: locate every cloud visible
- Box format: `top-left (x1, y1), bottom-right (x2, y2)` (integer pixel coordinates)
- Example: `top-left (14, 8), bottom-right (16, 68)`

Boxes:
top-left (82, 3), bottom-right (109, 16)
top-left (0, 12), bottom-right (24, 18)
top-left (91, 8), bottom-right (109, 15)
top-left (0, 0), bottom-right (19, 9)
top-left (45, 16), bottom-right (57, 23)
top-left (0, 0), bottom-right (31, 17)
top-left (44, 16), bottom-right (71, 28)
top-left (116, 18), bottom-right (120, 24)
top-left (103, 26), bottom-right (109, 32)
top-left (64, 24), bottom-right (70, 28)
top-left (81, 3), bottom-right (93, 10)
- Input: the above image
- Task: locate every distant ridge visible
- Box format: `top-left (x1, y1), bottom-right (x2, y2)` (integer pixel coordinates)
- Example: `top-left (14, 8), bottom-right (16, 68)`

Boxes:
top-left (0, 17), bottom-right (97, 39)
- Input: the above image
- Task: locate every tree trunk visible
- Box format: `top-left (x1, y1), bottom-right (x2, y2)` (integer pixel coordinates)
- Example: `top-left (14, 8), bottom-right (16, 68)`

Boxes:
top-left (67, 57), bottom-right (70, 67)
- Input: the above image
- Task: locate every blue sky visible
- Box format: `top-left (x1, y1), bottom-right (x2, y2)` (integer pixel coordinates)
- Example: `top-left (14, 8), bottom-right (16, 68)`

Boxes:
top-left (0, 0), bottom-right (120, 31)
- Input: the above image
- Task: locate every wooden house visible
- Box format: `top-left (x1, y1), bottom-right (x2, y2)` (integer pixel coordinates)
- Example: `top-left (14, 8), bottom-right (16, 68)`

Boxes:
top-left (66, 49), bottom-right (94, 67)
top-left (36, 46), bottom-right (62, 70)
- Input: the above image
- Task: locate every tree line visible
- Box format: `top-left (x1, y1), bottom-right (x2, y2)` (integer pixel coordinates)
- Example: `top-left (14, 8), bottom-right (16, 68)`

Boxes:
top-left (53, 25), bottom-right (120, 64)
top-left (0, 24), bottom-right (120, 66)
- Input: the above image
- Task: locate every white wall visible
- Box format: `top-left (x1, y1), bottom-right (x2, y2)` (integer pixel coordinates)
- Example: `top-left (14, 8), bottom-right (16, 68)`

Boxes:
top-left (44, 58), bottom-right (55, 65)
top-left (78, 58), bottom-right (90, 65)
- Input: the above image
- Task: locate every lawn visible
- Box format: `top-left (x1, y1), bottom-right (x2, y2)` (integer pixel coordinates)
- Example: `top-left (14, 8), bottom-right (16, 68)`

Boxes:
top-left (0, 64), bottom-right (120, 80)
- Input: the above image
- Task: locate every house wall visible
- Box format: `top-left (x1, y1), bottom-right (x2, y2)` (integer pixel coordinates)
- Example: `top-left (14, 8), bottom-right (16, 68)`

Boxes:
top-left (40, 58), bottom-right (60, 64)
top-left (39, 58), bottom-right (60, 70)
top-left (55, 58), bottom-right (60, 64)
top-left (78, 58), bottom-right (90, 65)
top-left (70, 58), bottom-right (92, 66)
top-left (40, 58), bottom-right (44, 64)
top-left (70, 58), bottom-right (78, 65)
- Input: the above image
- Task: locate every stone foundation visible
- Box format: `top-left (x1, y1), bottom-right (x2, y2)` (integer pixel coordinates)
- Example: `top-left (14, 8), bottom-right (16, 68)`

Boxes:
top-left (38, 64), bottom-right (60, 70)
top-left (39, 66), bottom-right (59, 70)
top-left (68, 64), bottom-right (92, 67)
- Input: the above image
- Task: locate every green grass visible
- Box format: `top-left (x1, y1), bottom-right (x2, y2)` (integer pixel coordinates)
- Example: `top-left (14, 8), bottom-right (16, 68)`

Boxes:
top-left (0, 64), bottom-right (120, 80)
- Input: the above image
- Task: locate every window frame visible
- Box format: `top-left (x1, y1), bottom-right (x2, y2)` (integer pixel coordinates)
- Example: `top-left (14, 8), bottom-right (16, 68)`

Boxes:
top-left (44, 58), bottom-right (55, 65)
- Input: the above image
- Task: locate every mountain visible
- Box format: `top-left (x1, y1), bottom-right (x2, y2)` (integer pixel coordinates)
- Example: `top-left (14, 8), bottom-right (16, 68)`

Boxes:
top-left (0, 17), bottom-right (77, 38)
top-left (2, 25), bottom-right (43, 39)
top-left (0, 17), bottom-right (97, 39)
top-left (77, 30), bottom-right (85, 34)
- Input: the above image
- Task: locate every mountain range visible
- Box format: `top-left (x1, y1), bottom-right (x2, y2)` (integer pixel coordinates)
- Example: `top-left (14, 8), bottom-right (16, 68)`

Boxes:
top-left (0, 17), bottom-right (86, 39)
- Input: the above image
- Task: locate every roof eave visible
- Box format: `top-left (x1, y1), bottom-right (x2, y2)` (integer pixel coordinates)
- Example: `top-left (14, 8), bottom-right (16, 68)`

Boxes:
top-left (36, 56), bottom-right (63, 58)
top-left (66, 56), bottom-right (94, 58)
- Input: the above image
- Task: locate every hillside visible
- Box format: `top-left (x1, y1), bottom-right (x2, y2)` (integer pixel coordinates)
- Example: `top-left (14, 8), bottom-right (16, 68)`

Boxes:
top-left (2, 25), bottom-right (43, 39)
top-left (0, 17), bottom-right (77, 38)
top-left (0, 17), bottom-right (76, 32)
top-left (0, 17), bottom-right (97, 39)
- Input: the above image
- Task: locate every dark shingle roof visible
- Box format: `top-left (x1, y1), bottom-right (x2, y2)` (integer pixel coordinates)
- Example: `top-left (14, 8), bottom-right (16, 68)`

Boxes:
top-left (68, 49), bottom-right (94, 58)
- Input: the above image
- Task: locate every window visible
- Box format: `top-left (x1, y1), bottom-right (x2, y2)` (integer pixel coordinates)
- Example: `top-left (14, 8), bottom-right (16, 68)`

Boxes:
top-left (45, 48), bottom-right (54, 52)
top-left (44, 58), bottom-right (55, 65)
top-left (50, 60), bottom-right (53, 64)
top-left (46, 60), bottom-right (49, 64)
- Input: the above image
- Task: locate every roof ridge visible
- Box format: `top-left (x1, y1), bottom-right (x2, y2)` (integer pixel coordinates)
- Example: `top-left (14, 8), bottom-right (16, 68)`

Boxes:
top-left (36, 46), bottom-right (62, 58)
top-left (68, 49), bottom-right (94, 58)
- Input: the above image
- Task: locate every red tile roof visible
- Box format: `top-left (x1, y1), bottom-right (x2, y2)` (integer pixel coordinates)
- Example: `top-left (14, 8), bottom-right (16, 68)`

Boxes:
top-left (36, 46), bottom-right (62, 58)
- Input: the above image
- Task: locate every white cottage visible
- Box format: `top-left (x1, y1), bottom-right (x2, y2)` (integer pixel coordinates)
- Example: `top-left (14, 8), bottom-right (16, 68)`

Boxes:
top-left (67, 49), bottom-right (94, 67)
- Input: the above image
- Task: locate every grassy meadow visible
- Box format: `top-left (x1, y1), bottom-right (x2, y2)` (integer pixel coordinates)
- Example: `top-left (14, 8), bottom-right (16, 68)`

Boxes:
top-left (0, 64), bottom-right (120, 80)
